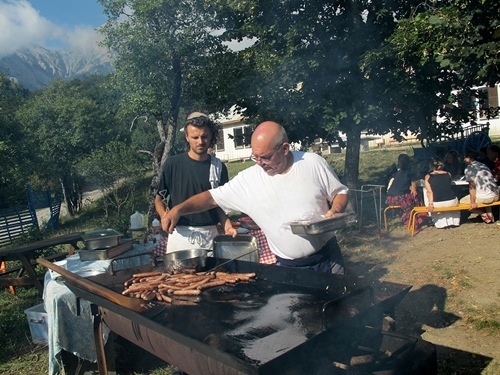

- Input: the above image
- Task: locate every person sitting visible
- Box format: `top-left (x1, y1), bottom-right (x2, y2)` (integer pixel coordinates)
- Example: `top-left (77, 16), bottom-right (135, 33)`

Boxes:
top-left (386, 154), bottom-right (424, 228)
top-left (478, 146), bottom-right (495, 171)
top-left (443, 150), bottom-right (464, 179)
top-left (460, 151), bottom-right (499, 223)
top-left (487, 145), bottom-right (500, 184)
top-left (424, 157), bottom-right (460, 228)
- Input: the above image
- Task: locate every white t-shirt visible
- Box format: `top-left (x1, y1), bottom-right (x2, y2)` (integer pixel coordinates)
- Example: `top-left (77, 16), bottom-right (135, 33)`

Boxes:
top-left (210, 151), bottom-right (348, 260)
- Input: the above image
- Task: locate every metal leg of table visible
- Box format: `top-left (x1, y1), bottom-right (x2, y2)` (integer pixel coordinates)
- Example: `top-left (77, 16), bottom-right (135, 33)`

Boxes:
top-left (361, 185), bottom-right (385, 233)
top-left (92, 304), bottom-right (108, 375)
top-left (351, 189), bottom-right (378, 231)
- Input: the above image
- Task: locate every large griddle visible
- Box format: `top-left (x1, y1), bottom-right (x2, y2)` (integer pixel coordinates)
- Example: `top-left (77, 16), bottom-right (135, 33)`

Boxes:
top-left (60, 258), bottom-right (411, 375)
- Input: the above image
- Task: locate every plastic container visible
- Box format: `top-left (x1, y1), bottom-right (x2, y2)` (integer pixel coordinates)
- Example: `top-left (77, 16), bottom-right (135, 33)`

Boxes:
top-left (130, 211), bottom-right (145, 230)
top-left (152, 218), bottom-right (162, 242)
top-left (152, 218), bottom-right (161, 231)
top-left (24, 303), bottom-right (48, 345)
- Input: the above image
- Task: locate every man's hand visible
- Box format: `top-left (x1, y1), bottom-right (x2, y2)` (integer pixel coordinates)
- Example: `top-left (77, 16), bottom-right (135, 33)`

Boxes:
top-left (224, 226), bottom-right (238, 238)
top-left (162, 207), bottom-right (180, 234)
top-left (469, 202), bottom-right (478, 210)
top-left (325, 193), bottom-right (348, 218)
top-left (324, 208), bottom-right (338, 218)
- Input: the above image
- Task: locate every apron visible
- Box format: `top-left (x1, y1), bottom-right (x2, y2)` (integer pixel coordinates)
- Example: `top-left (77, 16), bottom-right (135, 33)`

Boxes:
top-left (166, 225), bottom-right (219, 256)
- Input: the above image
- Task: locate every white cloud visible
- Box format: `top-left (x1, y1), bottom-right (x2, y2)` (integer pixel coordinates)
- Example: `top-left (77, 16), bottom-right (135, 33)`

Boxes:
top-left (64, 26), bottom-right (106, 54)
top-left (0, 0), bottom-right (103, 57)
top-left (0, 0), bottom-right (57, 56)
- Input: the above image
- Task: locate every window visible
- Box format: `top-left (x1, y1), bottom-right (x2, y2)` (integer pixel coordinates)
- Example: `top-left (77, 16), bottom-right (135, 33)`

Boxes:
top-left (215, 129), bottom-right (225, 151)
top-left (233, 126), bottom-right (252, 149)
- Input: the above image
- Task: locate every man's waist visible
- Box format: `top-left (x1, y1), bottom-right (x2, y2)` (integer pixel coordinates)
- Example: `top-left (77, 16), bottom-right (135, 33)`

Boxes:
top-left (275, 237), bottom-right (337, 267)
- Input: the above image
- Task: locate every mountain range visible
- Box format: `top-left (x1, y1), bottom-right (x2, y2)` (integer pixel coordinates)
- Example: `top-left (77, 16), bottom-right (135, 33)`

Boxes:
top-left (0, 45), bottom-right (114, 91)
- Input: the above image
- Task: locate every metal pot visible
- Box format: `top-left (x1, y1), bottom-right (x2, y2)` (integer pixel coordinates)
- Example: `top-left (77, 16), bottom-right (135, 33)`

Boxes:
top-left (164, 249), bottom-right (208, 273)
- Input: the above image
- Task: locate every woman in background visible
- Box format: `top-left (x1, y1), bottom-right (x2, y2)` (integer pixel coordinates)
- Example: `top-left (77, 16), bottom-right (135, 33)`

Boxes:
top-left (386, 154), bottom-right (423, 228)
top-left (424, 157), bottom-right (460, 228)
top-left (487, 145), bottom-right (500, 184)
top-left (443, 150), bottom-right (463, 179)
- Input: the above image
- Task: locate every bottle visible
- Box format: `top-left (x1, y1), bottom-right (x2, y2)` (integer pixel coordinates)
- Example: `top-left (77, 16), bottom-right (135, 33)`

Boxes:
top-left (152, 218), bottom-right (162, 242)
top-left (130, 211), bottom-right (144, 230)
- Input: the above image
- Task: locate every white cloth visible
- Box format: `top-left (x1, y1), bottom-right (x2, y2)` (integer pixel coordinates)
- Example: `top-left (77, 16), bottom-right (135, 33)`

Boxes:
top-left (43, 244), bottom-right (154, 375)
top-left (210, 151), bottom-right (348, 260)
top-left (166, 225), bottom-right (219, 255)
top-left (430, 198), bottom-right (461, 228)
top-left (209, 154), bottom-right (222, 189)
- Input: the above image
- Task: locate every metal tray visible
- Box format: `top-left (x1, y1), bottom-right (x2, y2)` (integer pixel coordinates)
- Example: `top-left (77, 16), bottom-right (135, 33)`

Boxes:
top-left (82, 228), bottom-right (123, 251)
top-left (78, 238), bottom-right (133, 260)
top-left (213, 235), bottom-right (259, 262)
top-left (288, 212), bottom-right (357, 235)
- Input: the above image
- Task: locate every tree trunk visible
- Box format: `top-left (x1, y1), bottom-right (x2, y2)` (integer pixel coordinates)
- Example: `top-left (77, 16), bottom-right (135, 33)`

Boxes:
top-left (59, 176), bottom-right (82, 216)
top-left (147, 57), bottom-right (182, 219)
top-left (344, 126), bottom-right (362, 190)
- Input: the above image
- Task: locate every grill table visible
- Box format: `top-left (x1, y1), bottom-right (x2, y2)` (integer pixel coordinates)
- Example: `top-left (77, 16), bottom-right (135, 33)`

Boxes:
top-left (64, 258), bottom-right (411, 375)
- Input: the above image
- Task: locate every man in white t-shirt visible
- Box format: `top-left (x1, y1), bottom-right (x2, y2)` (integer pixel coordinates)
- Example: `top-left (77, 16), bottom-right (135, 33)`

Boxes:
top-left (162, 121), bottom-right (349, 274)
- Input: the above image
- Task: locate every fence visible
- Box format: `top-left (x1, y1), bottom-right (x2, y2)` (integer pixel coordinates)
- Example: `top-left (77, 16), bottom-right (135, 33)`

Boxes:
top-left (0, 185), bottom-right (62, 247)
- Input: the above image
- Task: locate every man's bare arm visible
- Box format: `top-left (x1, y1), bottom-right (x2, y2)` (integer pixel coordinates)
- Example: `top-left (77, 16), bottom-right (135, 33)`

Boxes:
top-left (162, 191), bottom-right (218, 233)
top-left (325, 193), bottom-right (348, 218)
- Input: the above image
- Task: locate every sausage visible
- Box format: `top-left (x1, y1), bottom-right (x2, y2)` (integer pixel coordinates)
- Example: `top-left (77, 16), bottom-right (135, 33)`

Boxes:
top-left (161, 294), bottom-right (173, 303)
top-left (141, 290), bottom-right (156, 301)
top-left (197, 280), bottom-right (226, 290)
top-left (132, 271), bottom-right (162, 278)
top-left (173, 289), bottom-right (201, 296)
top-left (185, 277), bottom-right (212, 289)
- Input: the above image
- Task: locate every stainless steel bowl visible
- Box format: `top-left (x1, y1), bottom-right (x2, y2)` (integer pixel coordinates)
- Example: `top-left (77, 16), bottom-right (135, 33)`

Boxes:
top-left (164, 249), bottom-right (208, 273)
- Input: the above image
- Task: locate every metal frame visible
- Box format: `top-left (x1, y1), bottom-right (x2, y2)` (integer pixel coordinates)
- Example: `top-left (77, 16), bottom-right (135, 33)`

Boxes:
top-left (352, 185), bottom-right (385, 232)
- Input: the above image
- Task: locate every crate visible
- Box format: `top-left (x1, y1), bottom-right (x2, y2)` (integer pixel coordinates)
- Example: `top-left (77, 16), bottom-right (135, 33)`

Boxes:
top-left (24, 303), bottom-right (48, 345)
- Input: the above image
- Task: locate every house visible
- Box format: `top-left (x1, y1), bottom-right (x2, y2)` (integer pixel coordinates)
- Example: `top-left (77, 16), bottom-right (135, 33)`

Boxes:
top-left (213, 113), bottom-right (253, 162)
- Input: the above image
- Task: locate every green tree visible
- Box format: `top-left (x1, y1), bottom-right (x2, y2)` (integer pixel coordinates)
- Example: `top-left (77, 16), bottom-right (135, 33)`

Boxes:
top-left (0, 74), bottom-right (31, 207)
top-left (375, 0), bottom-right (500, 144)
top-left (208, 0), bottom-right (425, 188)
top-left (98, 0), bottom-right (238, 214)
top-left (16, 77), bottom-right (123, 214)
top-left (79, 141), bottom-right (146, 231)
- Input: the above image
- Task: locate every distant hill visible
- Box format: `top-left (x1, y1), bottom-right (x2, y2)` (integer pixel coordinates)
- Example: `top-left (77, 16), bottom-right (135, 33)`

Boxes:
top-left (0, 45), bottom-right (114, 91)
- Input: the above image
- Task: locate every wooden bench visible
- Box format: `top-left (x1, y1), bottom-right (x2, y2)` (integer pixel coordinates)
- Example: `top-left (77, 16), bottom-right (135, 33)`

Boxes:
top-left (408, 201), bottom-right (500, 236)
top-left (0, 232), bottom-right (83, 294)
top-left (0, 205), bottom-right (39, 247)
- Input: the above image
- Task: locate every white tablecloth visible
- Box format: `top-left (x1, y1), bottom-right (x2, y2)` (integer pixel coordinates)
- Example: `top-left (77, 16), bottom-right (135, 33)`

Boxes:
top-left (43, 243), bottom-right (155, 375)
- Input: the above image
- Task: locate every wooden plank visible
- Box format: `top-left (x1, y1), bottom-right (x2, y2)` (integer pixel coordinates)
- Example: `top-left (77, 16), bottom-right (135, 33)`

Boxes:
top-left (0, 232), bottom-right (83, 259)
top-left (0, 252), bottom-right (68, 277)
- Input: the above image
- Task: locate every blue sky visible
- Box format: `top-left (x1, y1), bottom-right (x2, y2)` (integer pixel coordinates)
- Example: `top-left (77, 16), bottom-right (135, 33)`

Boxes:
top-left (29, 0), bottom-right (106, 28)
top-left (0, 0), bottom-right (106, 57)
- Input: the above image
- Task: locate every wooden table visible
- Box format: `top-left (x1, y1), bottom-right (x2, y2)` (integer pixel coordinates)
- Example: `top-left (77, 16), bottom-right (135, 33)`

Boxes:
top-left (0, 232), bottom-right (83, 294)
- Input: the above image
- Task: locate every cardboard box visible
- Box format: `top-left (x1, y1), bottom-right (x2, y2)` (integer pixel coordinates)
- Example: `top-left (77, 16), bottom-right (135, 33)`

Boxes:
top-left (24, 303), bottom-right (48, 345)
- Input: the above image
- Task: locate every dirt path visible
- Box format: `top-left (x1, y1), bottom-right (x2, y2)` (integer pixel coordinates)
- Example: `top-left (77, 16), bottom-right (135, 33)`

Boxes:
top-left (339, 217), bottom-right (500, 374)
